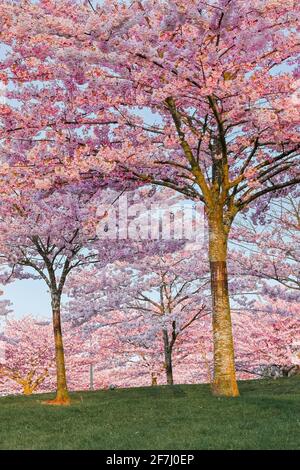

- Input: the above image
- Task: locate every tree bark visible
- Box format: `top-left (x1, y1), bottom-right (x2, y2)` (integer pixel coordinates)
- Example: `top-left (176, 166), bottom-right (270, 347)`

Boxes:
top-left (208, 212), bottom-right (239, 397)
top-left (23, 383), bottom-right (33, 396)
top-left (163, 329), bottom-right (174, 385)
top-left (89, 363), bottom-right (94, 391)
top-left (151, 373), bottom-right (157, 386)
top-left (51, 292), bottom-right (70, 405)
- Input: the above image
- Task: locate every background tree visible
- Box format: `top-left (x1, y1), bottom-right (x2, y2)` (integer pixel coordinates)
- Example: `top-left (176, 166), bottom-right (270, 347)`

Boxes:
top-left (234, 310), bottom-right (300, 379)
top-left (67, 250), bottom-right (210, 385)
top-left (231, 193), bottom-right (300, 311)
top-left (0, 314), bottom-right (114, 396)
top-left (0, 316), bottom-right (54, 395)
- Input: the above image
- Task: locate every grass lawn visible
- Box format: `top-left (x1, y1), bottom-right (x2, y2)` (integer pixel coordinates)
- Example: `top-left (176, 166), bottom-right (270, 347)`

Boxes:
top-left (0, 376), bottom-right (299, 450)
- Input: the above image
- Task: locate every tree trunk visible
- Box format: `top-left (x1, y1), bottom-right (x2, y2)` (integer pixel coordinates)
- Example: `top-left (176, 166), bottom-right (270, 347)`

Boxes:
top-left (163, 329), bottom-right (174, 385)
top-left (208, 213), bottom-right (239, 397)
top-left (151, 372), bottom-right (157, 386)
top-left (51, 292), bottom-right (70, 405)
top-left (89, 363), bottom-right (94, 391)
top-left (23, 383), bottom-right (33, 396)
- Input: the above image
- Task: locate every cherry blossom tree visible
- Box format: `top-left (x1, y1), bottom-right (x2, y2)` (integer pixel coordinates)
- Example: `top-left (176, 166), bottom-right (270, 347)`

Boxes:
top-left (231, 193), bottom-right (300, 309)
top-left (0, 314), bottom-right (113, 396)
top-left (66, 307), bottom-right (213, 388)
top-left (1, 306), bottom-right (298, 396)
top-left (71, 314), bottom-right (126, 391)
top-left (0, 0), bottom-right (299, 396)
top-left (234, 310), bottom-right (300, 378)
top-left (0, 189), bottom-right (102, 404)
top-left (0, 187), bottom-right (136, 404)
top-left (0, 316), bottom-right (55, 395)
top-left (0, 185), bottom-right (179, 402)
top-left (67, 250), bottom-right (211, 385)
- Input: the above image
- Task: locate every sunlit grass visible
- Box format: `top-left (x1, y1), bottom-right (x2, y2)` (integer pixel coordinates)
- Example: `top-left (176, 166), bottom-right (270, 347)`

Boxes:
top-left (0, 376), bottom-right (299, 450)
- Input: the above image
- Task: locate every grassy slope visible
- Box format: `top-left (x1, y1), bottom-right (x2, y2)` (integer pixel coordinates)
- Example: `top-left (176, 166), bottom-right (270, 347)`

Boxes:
top-left (0, 376), bottom-right (299, 450)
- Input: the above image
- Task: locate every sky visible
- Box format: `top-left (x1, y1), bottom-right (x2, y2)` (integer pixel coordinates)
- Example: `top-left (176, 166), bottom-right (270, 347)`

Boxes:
top-left (3, 279), bottom-right (51, 319)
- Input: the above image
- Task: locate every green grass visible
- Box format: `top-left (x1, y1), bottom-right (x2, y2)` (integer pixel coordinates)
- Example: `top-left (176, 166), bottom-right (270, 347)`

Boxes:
top-left (0, 376), bottom-right (299, 450)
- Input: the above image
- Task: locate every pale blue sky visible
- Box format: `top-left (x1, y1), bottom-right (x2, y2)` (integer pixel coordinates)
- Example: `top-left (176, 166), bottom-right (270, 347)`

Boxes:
top-left (3, 279), bottom-right (51, 319)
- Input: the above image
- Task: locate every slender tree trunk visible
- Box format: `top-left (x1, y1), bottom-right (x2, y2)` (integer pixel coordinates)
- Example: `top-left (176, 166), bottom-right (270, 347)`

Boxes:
top-left (208, 212), bottom-right (239, 397)
top-left (165, 353), bottom-right (173, 385)
top-left (89, 363), bottom-right (94, 391)
top-left (51, 292), bottom-right (70, 405)
top-left (151, 372), bottom-right (157, 386)
top-left (163, 329), bottom-right (174, 385)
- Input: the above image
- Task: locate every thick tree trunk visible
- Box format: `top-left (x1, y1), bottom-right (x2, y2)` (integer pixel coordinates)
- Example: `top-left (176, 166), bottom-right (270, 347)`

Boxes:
top-left (208, 214), bottom-right (239, 397)
top-left (23, 383), bottom-right (33, 396)
top-left (50, 292), bottom-right (70, 405)
top-left (163, 329), bottom-right (174, 385)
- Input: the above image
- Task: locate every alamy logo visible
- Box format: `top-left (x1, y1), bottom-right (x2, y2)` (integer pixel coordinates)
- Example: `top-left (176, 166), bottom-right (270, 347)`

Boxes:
top-left (96, 189), bottom-right (204, 249)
